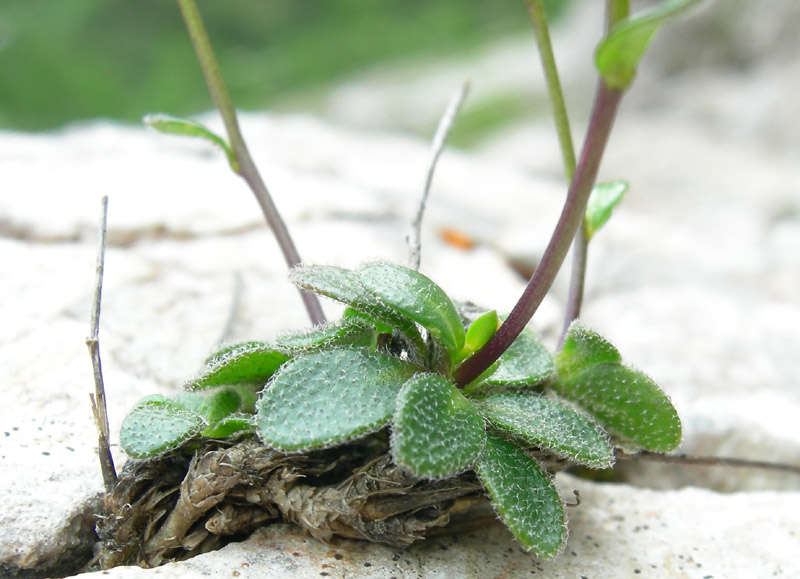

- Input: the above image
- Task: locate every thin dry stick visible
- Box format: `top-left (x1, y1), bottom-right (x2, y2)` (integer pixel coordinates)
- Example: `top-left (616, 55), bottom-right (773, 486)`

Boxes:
top-left (616, 450), bottom-right (800, 476)
top-left (407, 82), bottom-right (470, 271)
top-left (86, 196), bottom-right (117, 493)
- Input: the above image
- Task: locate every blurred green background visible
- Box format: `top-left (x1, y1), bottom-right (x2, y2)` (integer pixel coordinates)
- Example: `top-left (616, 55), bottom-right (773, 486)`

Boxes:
top-left (0, 0), bottom-right (569, 137)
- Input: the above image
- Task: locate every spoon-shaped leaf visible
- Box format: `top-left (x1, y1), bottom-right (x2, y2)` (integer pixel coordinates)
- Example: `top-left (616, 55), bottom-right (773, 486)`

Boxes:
top-left (120, 398), bottom-right (206, 458)
top-left (585, 180), bottom-right (628, 239)
top-left (595, 0), bottom-right (703, 90)
top-left (359, 262), bottom-right (465, 363)
top-left (256, 348), bottom-right (418, 452)
top-left (476, 391), bottom-right (614, 469)
top-left (143, 113), bottom-right (239, 172)
top-left (554, 321), bottom-right (681, 452)
top-left (551, 363), bottom-right (682, 452)
top-left (391, 373), bottom-right (485, 478)
top-left (476, 432), bottom-right (566, 558)
top-left (186, 342), bottom-right (290, 390)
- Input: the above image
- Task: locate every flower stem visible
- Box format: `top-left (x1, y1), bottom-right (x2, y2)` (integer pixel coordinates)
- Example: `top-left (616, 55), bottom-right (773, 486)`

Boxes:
top-left (557, 0), bottom-right (631, 348)
top-left (455, 83), bottom-right (623, 387)
top-left (176, 0), bottom-right (325, 326)
top-left (523, 0), bottom-right (576, 182)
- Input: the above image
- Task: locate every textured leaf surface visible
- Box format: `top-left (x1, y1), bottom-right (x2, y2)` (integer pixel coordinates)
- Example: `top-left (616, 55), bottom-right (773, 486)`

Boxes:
top-left (595, 0), bottom-right (702, 90)
top-left (485, 327), bottom-right (553, 388)
top-left (187, 343), bottom-right (290, 390)
top-left (256, 349), bottom-right (418, 451)
top-left (476, 432), bottom-right (566, 558)
top-left (555, 321), bottom-right (621, 379)
top-left (392, 373), bottom-right (485, 478)
top-left (290, 265), bottom-right (423, 349)
top-left (476, 391), bottom-right (614, 468)
top-left (273, 319), bottom-right (376, 353)
top-left (585, 180), bottom-right (628, 239)
top-left (359, 262), bottom-right (465, 362)
top-left (120, 400), bottom-right (205, 458)
top-left (551, 363), bottom-right (682, 452)
top-left (143, 113), bottom-right (238, 171)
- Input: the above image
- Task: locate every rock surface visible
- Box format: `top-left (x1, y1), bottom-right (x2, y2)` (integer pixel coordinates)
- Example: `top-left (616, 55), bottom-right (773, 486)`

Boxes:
top-left (1, 0), bottom-right (799, 577)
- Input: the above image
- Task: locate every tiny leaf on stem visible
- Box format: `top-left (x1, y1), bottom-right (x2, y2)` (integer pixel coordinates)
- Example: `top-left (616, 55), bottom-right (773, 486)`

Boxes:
top-left (458, 309), bottom-right (499, 363)
top-left (143, 113), bottom-right (239, 172)
top-left (392, 373), bottom-right (485, 478)
top-left (585, 180), bottom-right (628, 239)
top-left (595, 0), bottom-right (703, 90)
top-left (256, 348), bottom-right (418, 452)
top-left (476, 432), bottom-right (566, 558)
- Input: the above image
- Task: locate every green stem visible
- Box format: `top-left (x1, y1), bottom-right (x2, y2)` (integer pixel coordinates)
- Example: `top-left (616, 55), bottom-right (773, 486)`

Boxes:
top-left (523, 0), bottom-right (577, 182)
top-left (455, 83), bottom-right (623, 387)
top-left (557, 0), bottom-right (631, 348)
top-left (176, 0), bottom-right (325, 326)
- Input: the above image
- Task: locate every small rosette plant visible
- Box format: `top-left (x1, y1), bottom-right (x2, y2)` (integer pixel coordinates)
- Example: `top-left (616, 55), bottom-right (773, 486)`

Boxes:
top-left (120, 261), bottom-right (681, 559)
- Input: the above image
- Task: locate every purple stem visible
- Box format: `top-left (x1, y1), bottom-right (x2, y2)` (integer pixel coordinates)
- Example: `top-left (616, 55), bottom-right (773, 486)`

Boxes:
top-left (455, 83), bottom-right (623, 387)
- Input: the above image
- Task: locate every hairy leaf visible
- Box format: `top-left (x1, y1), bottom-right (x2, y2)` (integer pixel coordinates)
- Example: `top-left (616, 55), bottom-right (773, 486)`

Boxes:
top-left (256, 349), bottom-right (418, 451)
top-left (485, 327), bottom-right (553, 388)
top-left (290, 265), bottom-right (424, 351)
top-left (476, 391), bottom-right (614, 468)
top-left (476, 432), bottom-right (566, 558)
top-left (120, 399), bottom-right (206, 459)
top-left (392, 373), bottom-right (485, 478)
top-left (186, 342), bottom-right (290, 390)
top-left (143, 113), bottom-right (238, 172)
top-left (585, 180), bottom-right (628, 239)
top-left (273, 318), bottom-right (377, 353)
top-left (555, 321), bottom-right (621, 379)
top-left (551, 363), bottom-right (682, 452)
top-left (595, 0), bottom-right (702, 90)
top-left (359, 262), bottom-right (465, 363)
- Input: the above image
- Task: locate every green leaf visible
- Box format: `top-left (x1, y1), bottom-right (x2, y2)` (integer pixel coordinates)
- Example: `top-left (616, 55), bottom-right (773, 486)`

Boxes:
top-left (143, 113), bottom-right (239, 172)
top-left (555, 321), bottom-right (621, 379)
top-left (256, 348), bottom-right (418, 452)
top-left (585, 180), bottom-right (628, 239)
top-left (391, 373), bottom-right (485, 478)
top-left (476, 432), bottom-right (566, 558)
top-left (290, 265), bottom-right (424, 352)
top-left (595, 0), bottom-right (703, 90)
top-left (476, 391), bottom-right (614, 468)
top-left (201, 415), bottom-right (255, 439)
top-left (199, 387), bottom-right (241, 424)
top-left (458, 310), bottom-right (499, 362)
top-left (464, 327), bottom-right (552, 396)
top-left (551, 363), bottom-right (682, 452)
top-left (359, 262), bottom-right (466, 364)
top-left (273, 318), bottom-right (377, 353)
top-left (187, 342), bottom-right (290, 390)
top-left (120, 399), bottom-right (206, 459)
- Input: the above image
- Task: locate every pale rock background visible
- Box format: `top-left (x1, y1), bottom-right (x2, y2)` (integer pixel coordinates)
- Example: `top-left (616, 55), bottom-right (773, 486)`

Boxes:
top-left (1, 0), bottom-right (799, 577)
